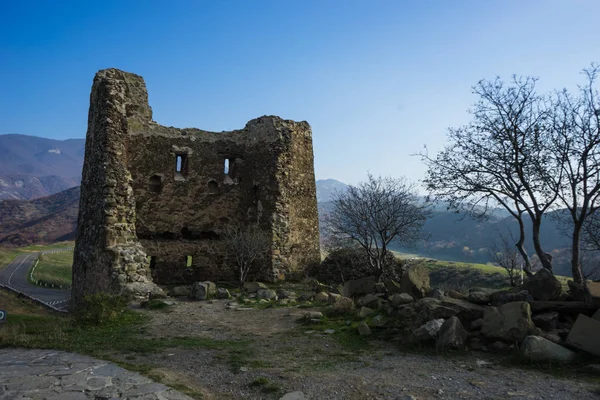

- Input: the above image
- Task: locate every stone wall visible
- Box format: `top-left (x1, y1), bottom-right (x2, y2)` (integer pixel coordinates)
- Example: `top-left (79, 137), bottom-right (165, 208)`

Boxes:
top-left (72, 68), bottom-right (320, 305)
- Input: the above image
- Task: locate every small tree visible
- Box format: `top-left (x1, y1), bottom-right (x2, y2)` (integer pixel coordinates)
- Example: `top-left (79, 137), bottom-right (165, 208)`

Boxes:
top-left (223, 224), bottom-right (270, 287)
top-left (490, 232), bottom-right (523, 287)
top-left (327, 174), bottom-right (429, 281)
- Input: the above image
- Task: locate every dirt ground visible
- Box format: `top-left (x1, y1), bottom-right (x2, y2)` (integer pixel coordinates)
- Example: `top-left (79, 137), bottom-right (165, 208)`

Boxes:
top-left (113, 298), bottom-right (600, 400)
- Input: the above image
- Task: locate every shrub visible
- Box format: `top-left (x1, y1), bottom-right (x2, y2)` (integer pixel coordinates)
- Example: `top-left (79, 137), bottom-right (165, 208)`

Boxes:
top-left (310, 247), bottom-right (404, 284)
top-left (73, 293), bottom-right (127, 326)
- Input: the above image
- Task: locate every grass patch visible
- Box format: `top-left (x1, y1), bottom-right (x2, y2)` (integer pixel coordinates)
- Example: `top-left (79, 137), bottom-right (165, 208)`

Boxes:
top-left (31, 250), bottom-right (73, 288)
top-left (0, 288), bottom-right (50, 316)
top-left (249, 376), bottom-right (281, 395)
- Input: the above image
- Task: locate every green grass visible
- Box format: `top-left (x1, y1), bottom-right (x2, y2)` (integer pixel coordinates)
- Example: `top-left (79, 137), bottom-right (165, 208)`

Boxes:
top-left (31, 251), bottom-right (73, 288)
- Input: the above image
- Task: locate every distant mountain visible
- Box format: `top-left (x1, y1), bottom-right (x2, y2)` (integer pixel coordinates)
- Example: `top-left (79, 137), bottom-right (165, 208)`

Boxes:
top-left (316, 179), bottom-right (348, 202)
top-left (0, 134), bottom-right (85, 200)
top-left (0, 186), bottom-right (79, 246)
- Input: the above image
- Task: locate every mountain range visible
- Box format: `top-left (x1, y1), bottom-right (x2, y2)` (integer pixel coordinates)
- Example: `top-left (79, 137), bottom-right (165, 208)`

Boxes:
top-left (0, 134), bottom-right (85, 200)
top-left (0, 133), bottom-right (581, 277)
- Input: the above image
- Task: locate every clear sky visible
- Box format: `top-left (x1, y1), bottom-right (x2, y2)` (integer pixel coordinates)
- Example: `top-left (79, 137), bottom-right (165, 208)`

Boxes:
top-left (1, 0), bottom-right (599, 186)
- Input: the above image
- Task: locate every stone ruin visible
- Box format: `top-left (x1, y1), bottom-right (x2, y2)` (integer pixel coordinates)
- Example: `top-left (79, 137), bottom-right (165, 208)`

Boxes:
top-left (72, 68), bottom-right (320, 305)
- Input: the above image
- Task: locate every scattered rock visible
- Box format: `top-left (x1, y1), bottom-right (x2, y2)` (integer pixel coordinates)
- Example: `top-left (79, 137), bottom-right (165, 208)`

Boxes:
top-left (359, 293), bottom-right (382, 308)
top-left (327, 292), bottom-right (342, 304)
top-left (470, 318), bottom-right (483, 330)
top-left (331, 296), bottom-right (356, 314)
top-left (489, 289), bottom-right (532, 306)
top-left (413, 318), bottom-right (445, 342)
top-left (436, 316), bottom-right (467, 349)
top-left (303, 311), bottom-right (323, 320)
top-left (279, 391), bottom-right (307, 400)
top-left (313, 292), bottom-right (329, 303)
top-left (400, 264), bottom-right (430, 299)
top-left (370, 315), bottom-right (386, 327)
top-left (216, 288), bottom-right (231, 299)
top-left (532, 311), bottom-right (559, 331)
top-left (243, 281), bottom-right (268, 293)
top-left (448, 290), bottom-right (467, 301)
top-left (481, 301), bottom-right (534, 342)
top-left (524, 269), bottom-right (563, 301)
top-left (359, 306), bottom-right (376, 318)
top-left (521, 335), bottom-right (577, 363)
top-left (490, 341), bottom-right (509, 352)
top-left (341, 277), bottom-right (376, 298)
top-left (429, 288), bottom-right (445, 299)
top-left (566, 314), bottom-right (600, 356)
top-left (383, 279), bottom-right (402, 294)
top-left (468, 291), bottom-right (490, 305)
top-left (357, 322), bottom-right (372, 336)
top-left (256, 289), bottom-right (278, 301)
top-left (297, 293), bottom-right (313, 302)
top-left (169, 285), bottom-right (190, 297)
top-left (276, 289), bottom-right (292, 299)
top-left (190, 281), bottom-right (216, 300)
top-left (324, 329), bottom-right (335, 334)
top-left (390, 293), bottom-right (414, 307)
top-left (440, 297), bottom-right (485, 322)
top-left (539, 330), bottom-right (562, 344)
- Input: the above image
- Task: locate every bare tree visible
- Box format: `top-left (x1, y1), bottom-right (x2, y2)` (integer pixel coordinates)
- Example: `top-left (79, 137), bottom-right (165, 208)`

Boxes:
top-left (421, 76), bottom-right (559, 275)
top-left (547, 64), bottom-right (600, 283)
top-left (223, 224), bottom-right (270, 287)
top-left (327, 174), bottom-right (429, 281)
top-left (490, 232), bottom-right (524, 287)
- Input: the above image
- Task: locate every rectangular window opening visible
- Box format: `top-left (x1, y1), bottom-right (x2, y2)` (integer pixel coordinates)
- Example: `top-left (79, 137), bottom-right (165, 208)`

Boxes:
top-left (186, 255), bottom-right (193, 268)
top-left (149, 256), bottom-right (157, 270)
top-left (176, 155), bottom-right (183, 172)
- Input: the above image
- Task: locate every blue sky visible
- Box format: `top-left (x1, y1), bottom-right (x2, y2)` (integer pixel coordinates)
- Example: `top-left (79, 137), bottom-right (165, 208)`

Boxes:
top-left (1, 1), bottom-right (599, 186)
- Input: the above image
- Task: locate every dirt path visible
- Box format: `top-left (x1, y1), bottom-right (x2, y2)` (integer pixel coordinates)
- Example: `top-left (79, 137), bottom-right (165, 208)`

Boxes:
top-left (117, 299), bottom-right (598, 400)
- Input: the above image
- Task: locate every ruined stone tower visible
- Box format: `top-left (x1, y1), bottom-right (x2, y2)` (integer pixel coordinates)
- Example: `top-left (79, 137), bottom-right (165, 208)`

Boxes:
top-left (72, 68), bottom-right (320, 305)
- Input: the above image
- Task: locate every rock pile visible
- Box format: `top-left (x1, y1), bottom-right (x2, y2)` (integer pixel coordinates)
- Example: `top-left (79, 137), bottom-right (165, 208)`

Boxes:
top-left (310, 266), bottom-right (600, 363)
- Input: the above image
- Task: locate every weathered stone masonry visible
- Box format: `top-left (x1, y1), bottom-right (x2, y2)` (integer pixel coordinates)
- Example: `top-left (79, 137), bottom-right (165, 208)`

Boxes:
top-left (72, 68), bottom-right (320, 304)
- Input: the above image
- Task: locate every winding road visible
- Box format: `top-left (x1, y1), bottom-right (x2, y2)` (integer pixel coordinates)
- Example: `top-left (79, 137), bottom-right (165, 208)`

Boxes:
top-left (0, 252), bottom-right (71, 312)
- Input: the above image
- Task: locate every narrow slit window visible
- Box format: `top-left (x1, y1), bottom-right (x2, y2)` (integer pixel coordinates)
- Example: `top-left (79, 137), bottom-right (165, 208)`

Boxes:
top-left (175, 154), bottom-right (189, 178)
top-left (176, 155), bottom-right (183, 172)
top-left (224, 158), bottom-right (230, 175)
top-left (186, 255), bottom-right (193, 268)
top-left (149, 256), bottom-right (157, 270)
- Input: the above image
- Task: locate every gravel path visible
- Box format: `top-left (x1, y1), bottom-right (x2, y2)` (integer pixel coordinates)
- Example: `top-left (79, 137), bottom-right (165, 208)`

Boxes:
top-left (126, 300), bottom-right (600, 400)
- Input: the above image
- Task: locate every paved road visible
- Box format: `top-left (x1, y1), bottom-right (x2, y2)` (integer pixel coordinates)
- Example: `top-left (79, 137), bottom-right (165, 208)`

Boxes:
top-left (0, 252), bottom-right (71, 312)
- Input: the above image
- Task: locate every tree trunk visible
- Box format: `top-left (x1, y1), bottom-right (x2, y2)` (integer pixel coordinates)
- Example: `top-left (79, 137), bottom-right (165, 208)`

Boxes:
top-left (516, 217), bottom-right (533, 277)
top-left (532, 217), bottom-right (553, 273)
top-left (571, 223), bottom-right (585, 284)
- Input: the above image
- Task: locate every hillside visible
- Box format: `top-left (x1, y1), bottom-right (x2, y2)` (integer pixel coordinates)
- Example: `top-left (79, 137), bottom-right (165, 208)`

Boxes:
top-left (0, 134), bottom-right (85, 200)
top-left (0, 186), bottom-right (80, 246)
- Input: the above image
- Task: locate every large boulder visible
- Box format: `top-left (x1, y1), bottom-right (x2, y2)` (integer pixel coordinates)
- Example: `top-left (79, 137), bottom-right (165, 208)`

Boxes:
top-left (190, 281), bottom-right (216, 300)
top-left (390, 293), bottom-right (414, 307)
top-left (341, 277), bottom-right (376, 298)
top-left (481, 301), bottom-right (534, 342)
top-left (244, 281), bottom-right (268, 293)
top-left (414, 298), bottom-right (457, 320)
top-left (524, 269), bottom-right (563, 301)
top-left (566, 314), bottom-right (600, 356)
top-left (413, 318), bottom-right (445, 342)
top-left (331, 296), bottom-right (356, 314)
top-left (468, 291), bottom-right (490, 305)
top-left (436, 316), bottom-right (467, 349)
top-left (521, 335), bottom-right (577, 363)
top-left (169, 285), bottom-right (191, 297)
top-left (400, 264), bottom-right (430, 299)
top-left (440, 297), bottom-right (485, 322)
top-left (256, 289), bottom-right (278, 301)
top-left (489, 289), bottom-right (532, 306)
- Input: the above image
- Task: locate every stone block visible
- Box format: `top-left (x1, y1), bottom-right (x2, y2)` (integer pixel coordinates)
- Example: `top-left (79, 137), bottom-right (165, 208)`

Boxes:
top-left (566, 314), bottom-right (600, 356)
top-left (481, 301), bottom-right (534, 342)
